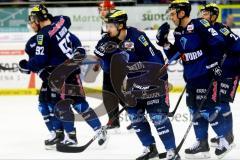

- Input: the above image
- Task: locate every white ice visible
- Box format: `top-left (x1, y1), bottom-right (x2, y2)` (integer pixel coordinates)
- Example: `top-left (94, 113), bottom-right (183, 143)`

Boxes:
top-left (0, 93), bottom-right (239, 160)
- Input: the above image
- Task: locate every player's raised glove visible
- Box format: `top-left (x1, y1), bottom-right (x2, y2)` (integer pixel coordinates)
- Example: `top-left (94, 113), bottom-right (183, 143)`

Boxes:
top-left (156, 22), bottom-right (170, 47)
top-left (19, 59), bottom-right (30, 74)
top-left (206, 62), bottom-right (223, 81)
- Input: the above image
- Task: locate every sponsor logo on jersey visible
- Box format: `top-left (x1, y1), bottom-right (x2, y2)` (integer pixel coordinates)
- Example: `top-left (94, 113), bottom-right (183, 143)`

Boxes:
top-left (48, 17), bottom-right (65, 37)
top-left (200, 19), bottom-right (210, 27)
top-left (127, 62), bottom-right (145, 71)
top-left (174, 31), bottom-right (182, 35)
top-left (94, 49), bottom-right (104, 57)
top-left (183, 50), bottom-right (203, 62)
top-left (147, 99), bottom-right (160, 105)
top-left (149, 47), bottom-right (155, 56)
top-left (37, 35), bottom-right (44, 45)
top-left (219, 27), bottom-right (230, 36)
top-left (138, 35), bottom-right (148, 47)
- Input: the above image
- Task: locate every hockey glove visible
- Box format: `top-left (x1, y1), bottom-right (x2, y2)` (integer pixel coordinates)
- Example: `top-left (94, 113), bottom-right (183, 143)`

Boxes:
top-left (206, 62), bottom-right (223, 81)
top-left (19, 59), bottom-right (30, 74)
top-left (156, 22), bottom-right (170, 47)
top-left (38, 66), bottom-right (55, 82)
top-left (72, 47), bottom-right (86, 62)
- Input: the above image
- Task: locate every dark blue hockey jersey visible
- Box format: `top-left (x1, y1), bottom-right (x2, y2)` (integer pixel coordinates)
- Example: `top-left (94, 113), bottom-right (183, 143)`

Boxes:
top-left (25, 34), bottom-right (37, 59)
top-left (94, 27), bottom-right (165, 73)
top-left (25, 16), bottom-right (81, 72)
top-left (213, 22), bottom-right (240, 77)
top-left (164, 18), bottom-right (225, 87)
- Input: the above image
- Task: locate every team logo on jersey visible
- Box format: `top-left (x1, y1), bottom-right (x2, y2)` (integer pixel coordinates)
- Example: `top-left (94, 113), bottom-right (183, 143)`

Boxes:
top-left (37, 35), bottom-right (44, 45)
top-left (120, 41), bottom-right (135, 52)
top-left (187, 24), bottom-right (194, 33)
top-left (180, 37), bottom-right (187, 50)
top-left (200, 19), bottom-right (210, 27)
top-left (219, 28), bottom-right (230, 36)
top-left (138, 35), bottom-right (148, 47)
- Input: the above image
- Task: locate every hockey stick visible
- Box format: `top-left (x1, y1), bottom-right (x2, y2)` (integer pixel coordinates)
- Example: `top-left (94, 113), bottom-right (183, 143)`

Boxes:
top-left (56, 106), bottom-right (126, 153)
top-left (168, 86), bottom-right (186, 117)
top-left (159, 80), bottom-right (215, 159)
top-left (55, 52), bottom-right (181, 153)
top-left (159, 55), bottom-right (227, 159)
top-left (158, 52), bottom-right (180, 77)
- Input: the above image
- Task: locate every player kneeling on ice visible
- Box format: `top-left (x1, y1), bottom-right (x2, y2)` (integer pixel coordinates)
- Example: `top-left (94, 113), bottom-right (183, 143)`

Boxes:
top-left (200, 3), bottom-right (239, 153)
top-left (18, 4), bottom-right (107, 149)
top-left (156, 0), bottom-right (233, 159)
top-left (95, 9), bottom-right (180, 160)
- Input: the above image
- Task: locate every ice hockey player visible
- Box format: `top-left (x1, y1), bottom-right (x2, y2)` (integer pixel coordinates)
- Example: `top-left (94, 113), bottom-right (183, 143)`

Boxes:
top-left (200, 2), bottom-right (239, 154)
top-left (18, 4), bottom-right (107, 148)
top-left (98, 0), bottom-right (115, 34)
top-left (156, 0), bottom-right (233, 159)
top-left (22, 13), bottom-right (68, 149)
top-left (94, 9), bottom-right (180, 160)
top-left (95, 0), bottom-right (129, 130)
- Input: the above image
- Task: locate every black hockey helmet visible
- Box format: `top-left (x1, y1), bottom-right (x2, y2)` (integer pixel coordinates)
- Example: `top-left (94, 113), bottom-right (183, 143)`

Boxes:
top-left (169, 0), bottom-right (191, 17)
top-left (202, 3), bottom-right (220, 18)
top-left (104, 9), bottom-right (128, 28)
top-left (30, 4), bottom-right (52, 22)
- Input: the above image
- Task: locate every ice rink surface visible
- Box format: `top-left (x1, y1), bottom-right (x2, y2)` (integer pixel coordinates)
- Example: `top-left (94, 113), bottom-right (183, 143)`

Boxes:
top-left (0, 93), bottom-right (239, 160)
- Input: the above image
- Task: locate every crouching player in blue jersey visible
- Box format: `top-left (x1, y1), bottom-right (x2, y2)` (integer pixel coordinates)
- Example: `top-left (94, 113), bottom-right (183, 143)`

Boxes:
top-left (200, 2), bottom-right (240, 154)
top-left (94, 9), bottom-right (180, 160)
top-left (18, 4), bottom-right (107, 148)
top-left (156, 0), bottom-right (233, 159)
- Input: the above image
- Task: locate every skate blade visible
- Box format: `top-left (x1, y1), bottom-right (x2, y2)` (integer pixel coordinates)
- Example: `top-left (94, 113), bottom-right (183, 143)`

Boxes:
top-left (217, 144), bottom-right (235, 159)
top-left (45, 145), bottom-right (56, 150)
top-left (149, 156), bottom-right (159, 160)
top-left (185, 152), bottom-right (211, 159)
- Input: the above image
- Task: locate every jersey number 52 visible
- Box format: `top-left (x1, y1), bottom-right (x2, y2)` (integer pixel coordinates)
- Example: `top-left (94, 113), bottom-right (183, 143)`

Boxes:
top-left (58, 33), bottom-right (73, 58)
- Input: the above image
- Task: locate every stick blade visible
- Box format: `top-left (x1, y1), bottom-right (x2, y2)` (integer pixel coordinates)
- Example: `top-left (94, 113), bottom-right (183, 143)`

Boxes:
top-left (56, 139), bottom-right (93, 153)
